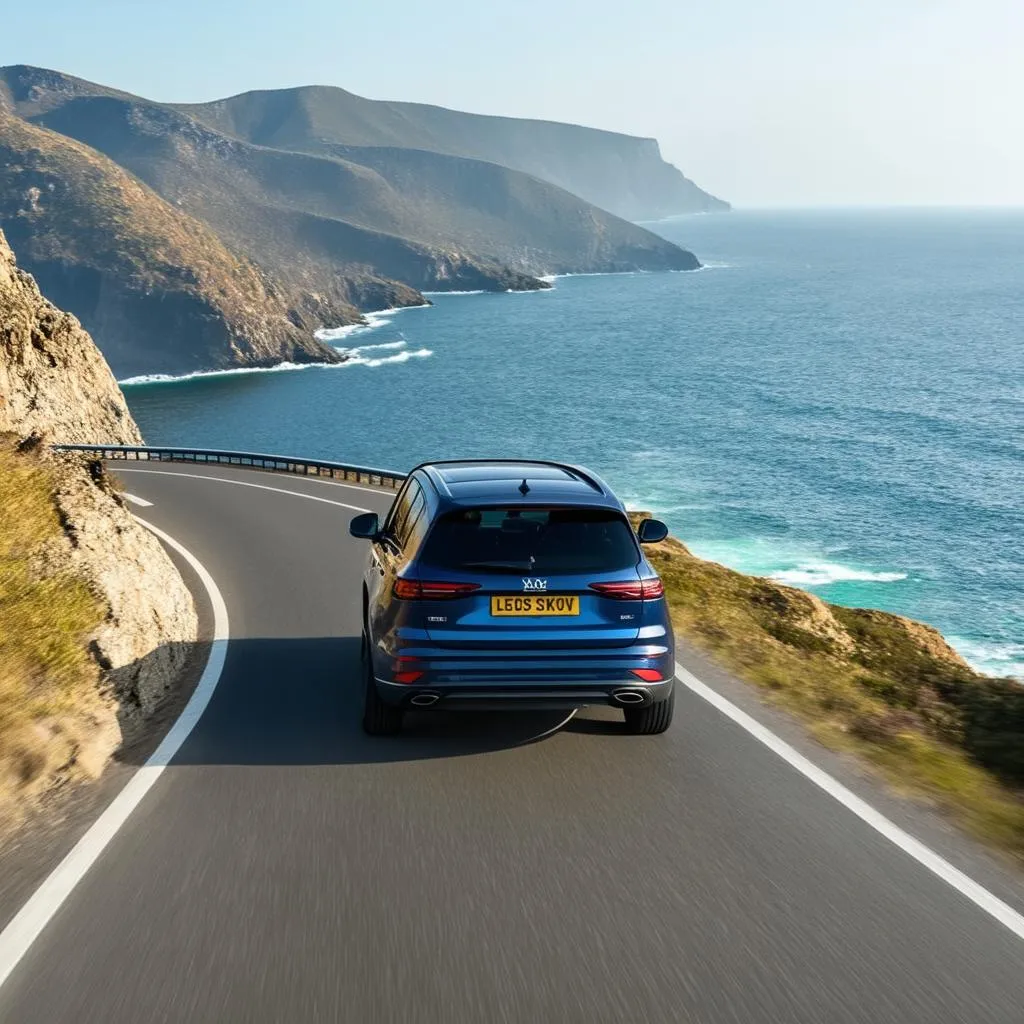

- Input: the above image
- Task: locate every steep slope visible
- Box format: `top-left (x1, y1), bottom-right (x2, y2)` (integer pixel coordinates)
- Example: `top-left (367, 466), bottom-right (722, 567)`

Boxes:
top-left (0, 228), bottom-right (141, 444)
top-left (16, 93), bottom-right (550, 294)
top-left (0, 109), bottom-right (351, 378)
top-left (28, 93), bottom-right (693, 280)
top-left (0, 67), bottom-right (700, 289)
top-left (0, 228), bottom-right (196, 821)
top-left (179, 84), bottom-right (729, 220)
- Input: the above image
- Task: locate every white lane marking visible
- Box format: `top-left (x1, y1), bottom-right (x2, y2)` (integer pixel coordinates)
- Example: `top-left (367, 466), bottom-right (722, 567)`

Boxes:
top-left (0, 518), bottom-right (230, 991)
top-left (122, 493), bottom-right (153, 507)
top-left (674, 662), bottom-right (1024, 943)
top-left (115, 468), bottom-right (374, 513)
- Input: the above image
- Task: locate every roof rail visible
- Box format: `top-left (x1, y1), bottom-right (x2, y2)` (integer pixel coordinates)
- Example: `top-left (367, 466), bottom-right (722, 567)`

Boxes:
top-left (409, 458), bottom-right (606, 495)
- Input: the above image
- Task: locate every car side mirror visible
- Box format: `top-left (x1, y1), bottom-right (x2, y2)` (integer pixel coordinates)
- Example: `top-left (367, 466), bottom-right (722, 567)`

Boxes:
top-left (349, 511), bottom-right (380, 540)
top-left (637, 518), bottom-right (668, 544)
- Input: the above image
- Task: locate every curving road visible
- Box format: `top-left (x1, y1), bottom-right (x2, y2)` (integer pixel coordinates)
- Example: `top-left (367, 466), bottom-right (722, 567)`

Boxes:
top-left (1, 461), bottom-right (1023, 1023)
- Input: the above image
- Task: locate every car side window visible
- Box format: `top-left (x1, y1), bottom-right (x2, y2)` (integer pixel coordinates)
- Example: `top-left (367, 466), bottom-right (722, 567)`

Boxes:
top-left (403, 496), bottom-right (430, 558)
top-left (394, 486), bottom-right (425, 551)
top-left (383, 479), bottom-right (415, 542)
top-left (389, 481), bottom-right (423, 550)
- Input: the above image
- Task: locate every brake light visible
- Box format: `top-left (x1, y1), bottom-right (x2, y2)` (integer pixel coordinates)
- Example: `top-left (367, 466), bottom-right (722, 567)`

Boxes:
top-left (393, 670), bottom-right (424, 684)
top-left (393, 579), bottom-right (481, 600)
top-left (589, 578), bottom-right (665, 600)
top-left (631, 669), bottom-right (663, 682)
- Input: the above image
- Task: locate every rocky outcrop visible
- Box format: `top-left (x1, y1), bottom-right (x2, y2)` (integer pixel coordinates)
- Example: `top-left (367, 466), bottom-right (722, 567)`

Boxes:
top-left (0, 228), bottom-right (196, 820)
top-left (41, 446), bottom-right (197, 732)
top-left (0, 108), bottom-right (350, 378)
top-left (0, 229), bottom-right (141, 442)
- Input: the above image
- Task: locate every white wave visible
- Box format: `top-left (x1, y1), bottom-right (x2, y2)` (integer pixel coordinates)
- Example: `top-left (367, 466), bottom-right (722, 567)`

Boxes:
top-left (345, 347), bottom-right (432, 368)
top-left (120, 339), bottom-right (429, 386)
top-left (420, 289), bottom-right (487, 296)
top-left (947, 638), bottom-right (1024, 680)
top-left (545, 270), bottom-right (642, 279)
top-left (689, 261), bottom-right (735, 272)
top-left (315, 304), bottom-right (427, 343)
top-left (769, 563), bottom-right (908, 586)
top-left (118, 360), bottom-right (346, 386)
top-left (347, 339), bottom-right (408, 353)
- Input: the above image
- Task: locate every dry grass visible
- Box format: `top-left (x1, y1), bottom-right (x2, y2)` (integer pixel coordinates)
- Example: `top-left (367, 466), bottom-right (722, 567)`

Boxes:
top-left (0, 438), bottom-right (105, 809)
top-left (632, 516), bottom-right (1024, 860)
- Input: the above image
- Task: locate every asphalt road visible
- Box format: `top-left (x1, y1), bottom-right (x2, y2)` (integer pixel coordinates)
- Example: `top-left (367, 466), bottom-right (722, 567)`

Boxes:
top-left (1, 462), bottom-right (1023, 1023)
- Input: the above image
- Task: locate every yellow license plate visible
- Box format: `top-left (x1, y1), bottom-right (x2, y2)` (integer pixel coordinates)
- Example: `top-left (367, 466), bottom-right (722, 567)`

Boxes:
top-left (490, 595), bottom-right (580, 616)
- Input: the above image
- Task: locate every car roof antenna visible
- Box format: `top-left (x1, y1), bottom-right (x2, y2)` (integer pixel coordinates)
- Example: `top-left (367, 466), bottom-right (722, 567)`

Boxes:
top-left (518, 478), bottom-right (530, 495)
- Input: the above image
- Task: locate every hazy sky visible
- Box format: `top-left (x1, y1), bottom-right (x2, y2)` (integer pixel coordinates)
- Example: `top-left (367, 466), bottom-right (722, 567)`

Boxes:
top-left (2, 0), bottom-right (1021, 207)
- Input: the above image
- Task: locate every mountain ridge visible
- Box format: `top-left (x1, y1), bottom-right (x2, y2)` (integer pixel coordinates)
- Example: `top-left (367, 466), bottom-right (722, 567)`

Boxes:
top-left (0, 64), bottom-right (708, 376)
top-left (176, 83), bottom-right (728, 221)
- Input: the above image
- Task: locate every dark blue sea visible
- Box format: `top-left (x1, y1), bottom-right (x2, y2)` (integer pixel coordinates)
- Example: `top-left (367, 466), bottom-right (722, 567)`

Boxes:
top-left (123, 209), bottom-right (1024, 678)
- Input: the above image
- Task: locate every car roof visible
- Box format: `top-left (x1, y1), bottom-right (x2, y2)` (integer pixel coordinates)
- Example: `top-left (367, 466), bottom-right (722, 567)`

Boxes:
top-left (414, 460), bottom-right (623, 510)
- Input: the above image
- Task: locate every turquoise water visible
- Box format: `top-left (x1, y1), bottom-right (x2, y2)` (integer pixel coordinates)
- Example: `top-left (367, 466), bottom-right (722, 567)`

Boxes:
top-left (124, 209), bottom-right (1024, 678)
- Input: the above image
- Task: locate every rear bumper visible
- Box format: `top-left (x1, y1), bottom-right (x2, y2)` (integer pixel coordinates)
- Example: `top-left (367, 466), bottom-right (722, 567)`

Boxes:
top-left (374, 677), bottom-right (674, 711)
top-left (370, 634), bottom-right (675, 710)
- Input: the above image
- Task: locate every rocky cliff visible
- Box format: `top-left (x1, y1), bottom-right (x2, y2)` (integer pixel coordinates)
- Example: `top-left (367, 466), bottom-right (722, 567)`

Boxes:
top-left (0, 228), bottom-right (196, 821)
top-left (0, 228), bottom-right (142, 441)
top-left (0, 66), bottom-right (702, 377)
top-left (0, 108), bottom-right (352, 378)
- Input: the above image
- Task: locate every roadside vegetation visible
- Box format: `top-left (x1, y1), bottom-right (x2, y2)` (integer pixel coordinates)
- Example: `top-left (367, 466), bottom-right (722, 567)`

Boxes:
top-left (631, 516), bottom-right (1024, 860)
top-left (0, 436), bottom-right (105, 816)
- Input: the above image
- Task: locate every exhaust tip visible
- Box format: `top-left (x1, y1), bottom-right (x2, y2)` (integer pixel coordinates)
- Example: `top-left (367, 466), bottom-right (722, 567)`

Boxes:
top-left (409, 692), bottom-right (441, 707)
top-left (613, 690), bottom-right (647, 706)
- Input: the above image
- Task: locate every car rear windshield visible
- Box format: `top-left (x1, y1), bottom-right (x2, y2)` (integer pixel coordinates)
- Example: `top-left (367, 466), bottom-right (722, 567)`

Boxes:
top-left (418, 506), bottom-right (640, 574)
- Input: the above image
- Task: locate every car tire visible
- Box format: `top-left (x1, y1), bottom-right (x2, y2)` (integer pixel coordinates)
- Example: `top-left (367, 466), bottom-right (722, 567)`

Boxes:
top-left (622, 689), bottom-right (674, 735)
top-left (361, 632), bottom-right (404, 736)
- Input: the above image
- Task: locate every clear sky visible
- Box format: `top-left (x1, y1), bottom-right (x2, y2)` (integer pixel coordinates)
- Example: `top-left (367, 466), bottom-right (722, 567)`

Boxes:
top-left (1, 0), bottom-right (1020, 207)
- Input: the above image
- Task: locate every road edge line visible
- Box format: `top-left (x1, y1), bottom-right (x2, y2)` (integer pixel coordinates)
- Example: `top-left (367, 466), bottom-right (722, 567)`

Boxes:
top-left (0, 518), bottom-right (230, 991)
top-left (115, 468), bottom-right (373, 512)
top-left (674, 661), bottom-right (1024, 942)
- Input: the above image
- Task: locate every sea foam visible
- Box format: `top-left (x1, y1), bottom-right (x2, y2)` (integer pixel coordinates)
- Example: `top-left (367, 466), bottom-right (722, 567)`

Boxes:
top-left (315, 306), bottom-right (415, 343)
top-left (420, 290), bottom-right (487, 296)
top-left (118, 361), bottom-right (345, 386)
top-left (120, 332), bottom-right (430, 387)
top-left (947, 638), bottom-right (1024, 680)
top-left (344, 347), bottom-right (432, 368)
top-left (769, 563), bottom-right (908, 586)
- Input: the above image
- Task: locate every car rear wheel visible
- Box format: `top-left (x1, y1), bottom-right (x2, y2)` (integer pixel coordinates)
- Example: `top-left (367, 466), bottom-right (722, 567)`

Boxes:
top-left (622, 689), bottom-right (674, 735)
top-left (361, 629), bottom-right (403, 736)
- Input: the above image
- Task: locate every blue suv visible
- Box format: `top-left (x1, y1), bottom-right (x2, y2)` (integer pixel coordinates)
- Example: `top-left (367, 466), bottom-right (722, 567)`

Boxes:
top-left (349, 460), bottom-right (675, 735)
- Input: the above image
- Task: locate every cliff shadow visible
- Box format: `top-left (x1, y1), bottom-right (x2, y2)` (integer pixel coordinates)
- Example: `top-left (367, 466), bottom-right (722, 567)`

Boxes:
top-left (112, 635), bottom-right (586, 768)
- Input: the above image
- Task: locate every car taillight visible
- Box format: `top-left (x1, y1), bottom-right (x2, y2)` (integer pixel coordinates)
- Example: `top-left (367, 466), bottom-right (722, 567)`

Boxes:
top-left (589, 578), bottom-right (665, 600)
top-left (394, 670), bottom-right (424, 684)
top-left (631, 669), bottom-right (663, 682)
top-left (393, 579), bottom-right (481, 600)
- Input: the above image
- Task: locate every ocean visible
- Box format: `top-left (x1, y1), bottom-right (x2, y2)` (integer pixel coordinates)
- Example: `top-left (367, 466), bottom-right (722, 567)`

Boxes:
top-left (123, 208), bottom-right (1024, 679)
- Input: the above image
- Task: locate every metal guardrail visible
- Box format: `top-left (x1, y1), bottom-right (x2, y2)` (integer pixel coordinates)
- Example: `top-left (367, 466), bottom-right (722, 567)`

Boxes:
top-left (52, 444), bottom-right (408, 489)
